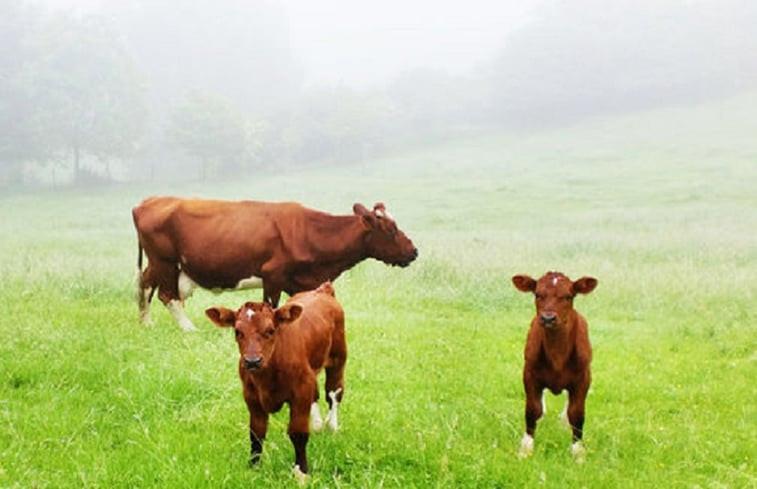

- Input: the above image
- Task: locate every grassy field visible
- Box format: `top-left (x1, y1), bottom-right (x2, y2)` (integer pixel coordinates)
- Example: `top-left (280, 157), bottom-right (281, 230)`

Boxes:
top-left (1, 96), bottom-right (756, 488)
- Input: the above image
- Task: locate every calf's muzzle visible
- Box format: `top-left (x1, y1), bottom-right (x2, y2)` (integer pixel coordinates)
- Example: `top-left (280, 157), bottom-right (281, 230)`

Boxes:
top-left (539, 312), bottom-right (558, 326)
top-left (243, 356), bottom-right (263, 371)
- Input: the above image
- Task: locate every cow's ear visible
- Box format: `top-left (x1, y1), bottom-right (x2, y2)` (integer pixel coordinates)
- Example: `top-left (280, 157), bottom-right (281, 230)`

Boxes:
top-left (512, 275), bottom-right (537, 293)
top-left (205, 307), bottom-right (236, 327)
top-left (353, 203), bottom-right (370, 216)
top-left (353, 203), bottom-right (376, 228)
top-left (274, 303), bottom-right (303, 325)
top-left (572, 277), bottom-right (598, 295)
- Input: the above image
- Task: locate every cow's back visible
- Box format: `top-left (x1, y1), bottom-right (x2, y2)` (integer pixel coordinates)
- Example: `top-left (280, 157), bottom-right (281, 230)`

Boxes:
top-left (284, 286), bottom-right (344, 372)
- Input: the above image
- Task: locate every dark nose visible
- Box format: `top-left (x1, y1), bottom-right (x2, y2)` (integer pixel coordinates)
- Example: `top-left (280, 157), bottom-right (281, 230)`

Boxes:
top-left (412, 248), bottom-right (419, 259)
top-left (243, 356), bottom-right (263, 370)
top-left (540, 312), bottom-right (557, 325)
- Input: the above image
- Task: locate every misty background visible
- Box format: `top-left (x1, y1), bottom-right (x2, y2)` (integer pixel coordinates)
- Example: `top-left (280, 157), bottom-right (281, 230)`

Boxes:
top-left (1, 0), bottom-right (756, 187)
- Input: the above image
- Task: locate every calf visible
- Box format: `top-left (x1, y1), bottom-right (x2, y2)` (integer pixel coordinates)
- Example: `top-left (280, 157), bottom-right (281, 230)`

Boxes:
top-left (512, 271), bottom-right (598, 463)
top-left (205, 282), bottom-right (346, 482)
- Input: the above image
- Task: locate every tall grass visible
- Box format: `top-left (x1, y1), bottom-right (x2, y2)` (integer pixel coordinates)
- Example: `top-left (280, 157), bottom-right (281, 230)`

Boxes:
top-left (1, 98), bottom-right (756, 487)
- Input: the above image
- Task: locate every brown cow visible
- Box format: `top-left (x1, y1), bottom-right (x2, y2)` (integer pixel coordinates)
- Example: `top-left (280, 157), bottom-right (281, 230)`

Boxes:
top-left (133, 196), bottom-right (417, 330)
top-left (512, 271), bottom-right (598, 463)
top-left (205, 282), bottom-right (346, 482)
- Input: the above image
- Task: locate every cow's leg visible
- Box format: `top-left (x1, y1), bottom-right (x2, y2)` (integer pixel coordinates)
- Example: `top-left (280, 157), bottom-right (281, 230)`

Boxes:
top-left (136, 264), bottom-right (156, 326)
top-left (567, 376), bottom-right (590, 464)
top-left (153, 260), bottom-right (196, 331)
top-left (263, 283), bottom-right (283, 308)
top-left (559, 391), bottom-right (570, 425)
top-left (324, 324), bottom-right (347, 432)
top-left (246, 398), bottom-right (269, 467)
top-left (310, 386), bottom-right (323, 432)
top-left (288, 390), bottom-right (313, 483)
top-left (519, 375), bottom-right (543, 459)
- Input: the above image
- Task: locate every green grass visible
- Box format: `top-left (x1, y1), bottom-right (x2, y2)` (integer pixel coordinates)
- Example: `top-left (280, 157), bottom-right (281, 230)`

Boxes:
top-left (1, 96), bottom-right (756, 487)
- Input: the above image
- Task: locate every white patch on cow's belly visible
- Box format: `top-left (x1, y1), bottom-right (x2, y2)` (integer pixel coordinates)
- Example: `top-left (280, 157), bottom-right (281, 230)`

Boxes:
top-left (178, 271), bottom-right (198, 300)
top-left (210, 275), bottom-right (263, 294)
top-left (235, 276), bottom-right (263, 290)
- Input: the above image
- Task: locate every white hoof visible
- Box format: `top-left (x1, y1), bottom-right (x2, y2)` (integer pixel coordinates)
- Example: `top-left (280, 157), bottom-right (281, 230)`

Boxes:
top-left (310, 402), bottom-right (324, 432)
top-left (518, 433), bottom-right (534, 459)
top-left (571, 441), bottom-right (586, 464)
top-left (139, 311), bottom-right (155, 326)
top-left (293, 464), bottom-right (308, 485)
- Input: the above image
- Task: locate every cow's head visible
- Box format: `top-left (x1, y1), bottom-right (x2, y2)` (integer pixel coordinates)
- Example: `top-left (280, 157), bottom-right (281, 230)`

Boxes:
top-left (512, 272), bottom-right (597, 329)
top-left (353, 202), bottom-right (418, 267)
top-left (205, 301), bottom-right (303, 371)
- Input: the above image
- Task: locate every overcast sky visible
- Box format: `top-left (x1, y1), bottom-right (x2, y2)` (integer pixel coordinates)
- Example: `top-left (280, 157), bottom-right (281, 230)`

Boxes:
top-left (279, 0), bottom-right (540, 87)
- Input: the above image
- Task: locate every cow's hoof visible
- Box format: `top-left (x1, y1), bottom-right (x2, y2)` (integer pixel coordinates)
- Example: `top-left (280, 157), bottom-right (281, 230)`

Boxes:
top-left (293, 464), bottom-right (308, 485)
top-left (518, 433), bottom-right (534, 459)
top-left (571, 441), bottom-right (586, 464)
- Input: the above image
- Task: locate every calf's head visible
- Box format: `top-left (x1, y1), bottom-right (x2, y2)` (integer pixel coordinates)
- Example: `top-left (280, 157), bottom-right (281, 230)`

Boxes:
top-left (512, 272), bottom-right (597, 329)
top-left (205, 301), bottom-right (303, 371)
top-left (353, 202), bottom-right (418, 267)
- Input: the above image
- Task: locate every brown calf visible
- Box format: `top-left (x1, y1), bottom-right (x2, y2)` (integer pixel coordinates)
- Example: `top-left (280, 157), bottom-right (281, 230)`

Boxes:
top-left (205, 282), bottom-right (346, 482)
top-left (512, 271), bottom-right (597, 463)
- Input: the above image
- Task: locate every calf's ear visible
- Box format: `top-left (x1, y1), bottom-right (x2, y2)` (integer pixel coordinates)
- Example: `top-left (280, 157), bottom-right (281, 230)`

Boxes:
top-left (205, 307), bottom-right (236, 327)
top-left (512, 275), bottom-right (537, 293)
top-left (274, 303), bottom-right (303, 325)
top-left (572, 277), bottom-right (598, 295)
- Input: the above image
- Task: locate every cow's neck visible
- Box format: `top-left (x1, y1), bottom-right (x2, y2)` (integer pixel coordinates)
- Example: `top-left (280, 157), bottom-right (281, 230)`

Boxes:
top-left (305, 214), bottom-right (369, 267)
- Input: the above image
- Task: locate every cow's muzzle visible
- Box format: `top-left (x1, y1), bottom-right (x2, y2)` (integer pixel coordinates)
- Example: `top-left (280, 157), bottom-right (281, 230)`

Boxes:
top-left (395, 248), bottom-right (419, 267)
top-left (243, 356), bottom-right (263, 371)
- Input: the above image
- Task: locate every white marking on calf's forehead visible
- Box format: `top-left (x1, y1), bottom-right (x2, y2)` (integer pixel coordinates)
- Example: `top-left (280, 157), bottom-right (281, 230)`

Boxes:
top-left (246, 308), bottom-right (255, 319)
top-left (552, 276), bottom-right (558, 286)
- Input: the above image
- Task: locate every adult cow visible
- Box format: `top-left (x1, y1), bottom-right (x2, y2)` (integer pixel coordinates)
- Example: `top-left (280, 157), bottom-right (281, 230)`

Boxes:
top-left (132, 196), bottom-right (418, 331)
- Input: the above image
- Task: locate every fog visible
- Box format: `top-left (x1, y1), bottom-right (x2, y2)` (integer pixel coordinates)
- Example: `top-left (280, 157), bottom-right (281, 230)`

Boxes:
top-left (280, 0), bottom-right (537, 87)
top-left (2, 0), bottom-right (756, 185)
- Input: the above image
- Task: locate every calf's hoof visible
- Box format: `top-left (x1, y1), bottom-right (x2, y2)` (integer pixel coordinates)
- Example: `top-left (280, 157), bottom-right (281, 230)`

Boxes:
top-left (571, 441), bottom-right (586, 464)
top-left (248, 453), bottom-right (261, 468)
top-left (293, 464), bottom-right (309, 485)
top-left (518, 433), bottom-right (534, 459)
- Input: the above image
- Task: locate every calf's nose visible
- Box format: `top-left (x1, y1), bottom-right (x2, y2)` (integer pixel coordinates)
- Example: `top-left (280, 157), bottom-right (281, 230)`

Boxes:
top-left (243, 356), bottom-right (263, 370)
top-left (540, 312), bottom-right (557, 326)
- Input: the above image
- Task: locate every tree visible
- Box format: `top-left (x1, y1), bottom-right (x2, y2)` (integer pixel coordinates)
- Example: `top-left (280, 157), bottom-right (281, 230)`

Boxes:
top-left (18, 12), bottom-right (148, 183)
top-left (166, 91), bottom-right (251, 180)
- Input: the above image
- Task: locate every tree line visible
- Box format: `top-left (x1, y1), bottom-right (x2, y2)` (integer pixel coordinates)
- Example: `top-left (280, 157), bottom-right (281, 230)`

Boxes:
top-left (2, 0), bottom-right (755, 188)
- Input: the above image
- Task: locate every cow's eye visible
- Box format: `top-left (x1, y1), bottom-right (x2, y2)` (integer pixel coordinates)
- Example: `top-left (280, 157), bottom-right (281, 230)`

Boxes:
top-left (266, 328), bottom-right (275, 337)
top-left (535, 294), bottom-right (544, 300)
top-left (235, 329), bottom-right (243, 339)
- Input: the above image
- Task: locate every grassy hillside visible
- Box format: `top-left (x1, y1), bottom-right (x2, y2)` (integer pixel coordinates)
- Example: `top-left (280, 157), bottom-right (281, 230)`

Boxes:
top-left (1, 95), bottom-right (755, 487)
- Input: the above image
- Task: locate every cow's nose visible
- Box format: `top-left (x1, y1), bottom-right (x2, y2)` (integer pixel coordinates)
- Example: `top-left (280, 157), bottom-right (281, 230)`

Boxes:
top-left (540, 313), bottom-right (557, 325)
top-left (243, 356), bottom-right (263, 370)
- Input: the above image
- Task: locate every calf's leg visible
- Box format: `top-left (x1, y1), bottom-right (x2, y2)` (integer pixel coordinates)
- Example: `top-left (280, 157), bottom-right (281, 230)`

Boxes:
top-left (324, 327), bottom-right (347, 432)
top-left (567, 377), bottom-right (590, 464)
top-left (288, 397), bottom-right (312, 482)
top-left (519, 377), bottom-right (543, 458)
top-left (246, 399), bottom-right (269, 466)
